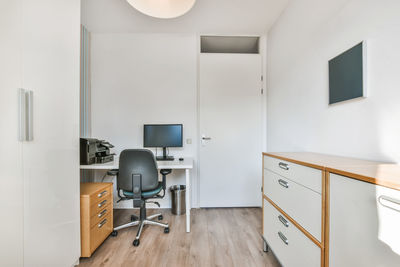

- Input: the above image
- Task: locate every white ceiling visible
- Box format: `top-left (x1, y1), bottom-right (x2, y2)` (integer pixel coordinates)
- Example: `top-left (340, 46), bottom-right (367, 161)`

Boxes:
top-left (82, 0), bottom-right (289, 34)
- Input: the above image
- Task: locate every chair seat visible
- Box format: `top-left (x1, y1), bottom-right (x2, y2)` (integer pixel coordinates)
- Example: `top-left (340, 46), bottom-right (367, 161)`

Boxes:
top-left (123, 182), bottom-right (163, 198)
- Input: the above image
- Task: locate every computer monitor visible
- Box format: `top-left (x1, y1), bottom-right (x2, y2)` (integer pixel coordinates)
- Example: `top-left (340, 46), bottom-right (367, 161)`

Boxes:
top-left (143, 124), bottom-right (183, 161)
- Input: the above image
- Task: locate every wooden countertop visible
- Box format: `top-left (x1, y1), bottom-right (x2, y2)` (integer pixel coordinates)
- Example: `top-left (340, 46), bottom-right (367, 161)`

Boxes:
top-left (263, 152), bottom-right (400, 191)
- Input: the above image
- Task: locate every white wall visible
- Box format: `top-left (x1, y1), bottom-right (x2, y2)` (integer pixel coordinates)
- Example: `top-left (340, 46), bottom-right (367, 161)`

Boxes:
top-left (267, 0), bottom-right (400, 162)
top-left (90, 33), bottom-right (198, 208)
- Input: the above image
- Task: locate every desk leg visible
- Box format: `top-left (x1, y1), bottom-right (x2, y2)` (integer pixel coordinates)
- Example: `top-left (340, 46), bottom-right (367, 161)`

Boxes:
top-left (185, 168), bottom-right (191, 233)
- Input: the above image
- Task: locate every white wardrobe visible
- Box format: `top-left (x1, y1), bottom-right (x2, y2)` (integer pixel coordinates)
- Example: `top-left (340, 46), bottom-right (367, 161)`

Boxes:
top-left (0, 0), bottom-right (81, 266)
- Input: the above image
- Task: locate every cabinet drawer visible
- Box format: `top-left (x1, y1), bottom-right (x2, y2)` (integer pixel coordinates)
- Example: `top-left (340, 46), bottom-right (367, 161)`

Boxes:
top-left (263, 199), bottom-right (320, 267)
top-left (89, 193), bottom-right (112, 217)
top-left (264, 169), bottom-right (321, 241)
top-left (90, 202), bottom-right (112, 228)
top-left (90, 212), bottom-right (112, 254)
top-left (264, 155), bottom-right (322, 193)
top-left (90, 185), bottom-right (112, 205)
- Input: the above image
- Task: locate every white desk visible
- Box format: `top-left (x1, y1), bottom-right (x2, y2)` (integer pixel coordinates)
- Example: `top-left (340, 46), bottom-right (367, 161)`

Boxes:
top-left (80, 157), bottom-right (193, 232)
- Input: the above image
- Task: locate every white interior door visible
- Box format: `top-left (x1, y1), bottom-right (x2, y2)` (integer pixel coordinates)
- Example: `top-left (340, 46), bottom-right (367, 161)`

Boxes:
top-left (21, 1), bottom-right (81, 266)
top-left (199, 53), bottom-right (262, 207)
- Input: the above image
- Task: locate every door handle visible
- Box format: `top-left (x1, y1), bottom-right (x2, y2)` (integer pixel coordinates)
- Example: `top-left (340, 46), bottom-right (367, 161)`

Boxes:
top-left (98, 219), bottom-right (107, 228)
top-left (278, 179), bottom-right (289, 188)
top-left (98, 190), bottom-right (107, 198)
top-left (378, 195), bottom-right (400, 212)
top-left (278, 232), bottom-right (289, 245)
top-left (278, 215), bottom-right (289, 227)
top-left (18, 88), bottom-right (33, 142)
top-left (278, 162), bottom-right (289, 170)
top-left (98, 200), bottom-right (107, 208)
top-left (18, 89), bottom-right (27, 141)
top-left (202, 137), bottom-right (211, 140)
top-left (26, 90), bottom-right (33, 141)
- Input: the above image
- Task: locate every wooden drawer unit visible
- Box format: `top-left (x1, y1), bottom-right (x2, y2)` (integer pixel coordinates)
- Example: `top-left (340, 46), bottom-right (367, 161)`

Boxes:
top-left (80, 183), bottom-right (113, 257)
top-left (263, 199), bottom-right (321, 267)
top-left (264, 169), bottom-right (322, 241)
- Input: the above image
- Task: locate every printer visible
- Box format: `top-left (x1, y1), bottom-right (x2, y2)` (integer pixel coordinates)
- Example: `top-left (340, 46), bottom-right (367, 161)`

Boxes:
top-left (80, 138), bottom-right (115, 165)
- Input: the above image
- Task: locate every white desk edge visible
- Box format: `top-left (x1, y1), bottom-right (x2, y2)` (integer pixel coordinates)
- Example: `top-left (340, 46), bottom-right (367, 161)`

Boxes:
top-left (80, 157), bottom-right (193, 233)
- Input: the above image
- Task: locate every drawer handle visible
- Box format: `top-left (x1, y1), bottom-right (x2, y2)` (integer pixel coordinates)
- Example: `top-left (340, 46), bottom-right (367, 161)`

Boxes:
top-left (98, 219), bottom-right (107, 228)
top-left (278, 162), bottom-right (289, 170)
top-left (98, 209), bottom-right (107, 218)
top-left (98, 190), bottom-right (107, 198)
top-left (378, 195), bottom-right (400, 212)
top-left (98, 200), bottom-right (107, 208)
top-left (278, 215), bottom-right (289, 227)
top-left (278, 231), bottom-right (289, 245)
top-left (278, 179), bottom-right (289, 188)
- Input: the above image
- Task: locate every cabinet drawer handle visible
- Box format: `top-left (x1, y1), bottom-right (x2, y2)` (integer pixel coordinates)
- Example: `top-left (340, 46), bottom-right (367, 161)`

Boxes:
top-left (98, 209), bottom-right (107, 218)
top-left (98, 200), bottom-right (107, 208)
top-left (278, 179), bottom-right (289, 188)
top-left (378, 196), bottom-right (400, 212)
top-left (98, 190), bottom-right (107, 198)
top-left (278, 215), bottom-right (289, 227)
top-left (278, 162), bottom-right (289, 170)
top-left (98, 219), bottom-right (107, 228)
top-left (278, 231), bottom-right (289, 245)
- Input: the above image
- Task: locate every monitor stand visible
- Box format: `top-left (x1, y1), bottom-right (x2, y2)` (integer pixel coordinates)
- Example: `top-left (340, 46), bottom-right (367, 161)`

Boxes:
top-left (156, 147), bottom-right (174, 161)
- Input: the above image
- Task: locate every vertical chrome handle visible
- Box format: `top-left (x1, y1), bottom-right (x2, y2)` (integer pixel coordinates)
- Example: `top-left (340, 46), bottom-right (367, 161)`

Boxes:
top-left (18, 89), bottom-right (27, 141)
top-left (278, 179), bottom-right (289, 188)
top-left (98, 190), bottom-right (107, 198)
top-left (279, 162), bottom-right (289, 170)
top-left (98, 219), bottom-right (107, 228)
top-left (278, 232), bottom-right (289, 245)
top-left (278, 215), bottom-right (289, 227)
top-left (26, 90), bottom-right (33, 141)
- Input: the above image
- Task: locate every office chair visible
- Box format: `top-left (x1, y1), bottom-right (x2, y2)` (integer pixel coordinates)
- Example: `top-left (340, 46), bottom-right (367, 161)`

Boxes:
top-left (110, 149), bottom-right (171, 246)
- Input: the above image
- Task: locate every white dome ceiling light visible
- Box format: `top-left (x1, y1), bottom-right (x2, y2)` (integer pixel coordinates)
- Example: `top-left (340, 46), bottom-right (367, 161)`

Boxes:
top-left (126, 0), bottom-right (196, 19)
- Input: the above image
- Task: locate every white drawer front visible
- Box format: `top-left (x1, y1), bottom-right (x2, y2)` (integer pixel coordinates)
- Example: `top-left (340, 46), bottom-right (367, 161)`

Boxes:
top-left (263, 199), bottom-right (321, 267)
top-left (264, 169), bottom-right (322, 241)
top-left (330, 174), bottom-right (400, 267)
top-left (264, 155), bottom-right (322, 193)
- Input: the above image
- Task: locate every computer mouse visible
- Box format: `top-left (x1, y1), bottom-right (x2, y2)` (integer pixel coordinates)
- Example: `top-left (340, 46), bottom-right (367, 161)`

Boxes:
top-left (179, 158), bottom-right (184, 161)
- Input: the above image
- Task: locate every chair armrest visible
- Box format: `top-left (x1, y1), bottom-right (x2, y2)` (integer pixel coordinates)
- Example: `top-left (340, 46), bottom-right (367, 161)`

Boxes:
top-left (132, 174), bottom-right (143, 207)
top-left (107, 169), bottom-right (119, 176)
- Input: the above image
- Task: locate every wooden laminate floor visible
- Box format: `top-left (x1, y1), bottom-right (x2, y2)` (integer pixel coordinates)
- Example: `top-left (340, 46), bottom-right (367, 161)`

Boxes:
top-left (79, 208), bottom-right (280, 267)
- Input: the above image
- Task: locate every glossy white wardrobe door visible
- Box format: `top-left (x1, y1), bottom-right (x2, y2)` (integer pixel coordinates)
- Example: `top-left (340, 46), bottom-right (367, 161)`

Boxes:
top-left (330, 173), bottom-right (400, 267)
top-left (0, 1), bottom-right (24, 266)
top-left (21, 0), bottom-right (81, 266)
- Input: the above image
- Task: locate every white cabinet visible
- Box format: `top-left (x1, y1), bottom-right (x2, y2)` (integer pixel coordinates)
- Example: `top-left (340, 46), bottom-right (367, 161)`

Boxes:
top-left (264, 169), bottom-right (322, 241)
top-left (263, 199), bottom-right (320, 267)
top-left (262, 155), bottom-right (323, 267)
top-left (329, 173), bottom-right (400, 267)
top-left (0, 1), bottom-right (81, 266)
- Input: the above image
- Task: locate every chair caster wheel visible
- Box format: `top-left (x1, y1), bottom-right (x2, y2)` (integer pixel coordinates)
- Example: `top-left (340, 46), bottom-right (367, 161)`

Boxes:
top-left (133, 239), bottom-right (140, 247)
top-left (158, 215), bottom-right (163, 220)
top-left (111, 230), bottom-right (118, 237)
top-left (164, 227), bottom-right (170, 234)
top-left (131, 215), bottom-right (138, 222)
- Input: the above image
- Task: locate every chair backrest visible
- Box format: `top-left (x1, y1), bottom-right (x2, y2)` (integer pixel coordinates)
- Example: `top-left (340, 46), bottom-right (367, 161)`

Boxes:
top-left (117, 149), bottom-right (159, 192)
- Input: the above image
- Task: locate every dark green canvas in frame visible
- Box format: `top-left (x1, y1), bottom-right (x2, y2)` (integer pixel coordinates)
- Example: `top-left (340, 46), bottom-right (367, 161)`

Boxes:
top-left (329, 42), bottom-right (365, 104)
